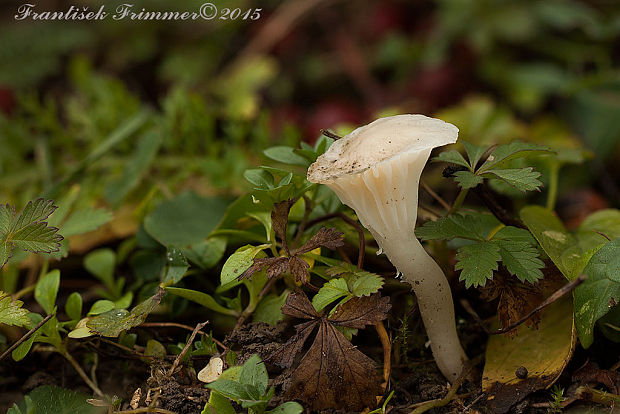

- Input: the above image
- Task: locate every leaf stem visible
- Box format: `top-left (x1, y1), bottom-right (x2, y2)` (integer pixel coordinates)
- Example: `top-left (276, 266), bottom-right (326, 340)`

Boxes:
top-left (0, 312), bottom-right (55, 361)
top-left (546, 162), bottom-right (560, 210)
top-left (61, 348), bottom-right (105, 397)
top-left (449, 189), bottom-right (468, 214)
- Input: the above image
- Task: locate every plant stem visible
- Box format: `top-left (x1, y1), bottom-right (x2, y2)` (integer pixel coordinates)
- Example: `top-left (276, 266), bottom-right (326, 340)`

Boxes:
top-left (0, 312), bottom-right (55, 361)
top-left (546, 161), bottom-right (560, 210)
top-left (167, 321), bottom-right (208, 378)
top-left (62, 349), bottom-right (105, 397)
top-left (449, 189), bottom-right (468, 214)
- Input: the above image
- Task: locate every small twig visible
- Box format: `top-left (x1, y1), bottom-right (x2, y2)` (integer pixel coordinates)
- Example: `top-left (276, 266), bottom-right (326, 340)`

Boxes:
top-left (0, 312), bottom-right (55, 361)
top-left (62, 349), bottom-right (105, 397)
top-left (91, 352), bottom-right (99, 389)
top-left (139, 322), bottom-right (225, 350)
top-left (594, 230), bottom-right (612, 242)
top-left (375, 321), bottom-right (391, 389)
top-left (293, 195), bottom-right (314, 246)
top-left (421, 180), bottom-right (451, 212)
top-left (320, 129), bottom-right (342, 140)
top-left (462, 275), bottom-right (587, 335)
top-left (462, 393), bottom-right (485, 412)
top-left (113, 408), bottom-right (176, 414)
top-left (473, 183), bottom-right (527, 229)
top-left (167, 321), bottom-right (208, 378)
top-left (306, 212), bottom-right (365, 268)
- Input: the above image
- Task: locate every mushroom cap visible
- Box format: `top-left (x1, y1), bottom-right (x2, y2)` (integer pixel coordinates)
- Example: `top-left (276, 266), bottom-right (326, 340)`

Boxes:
top-left (307, 114), bottom-right (458, 183)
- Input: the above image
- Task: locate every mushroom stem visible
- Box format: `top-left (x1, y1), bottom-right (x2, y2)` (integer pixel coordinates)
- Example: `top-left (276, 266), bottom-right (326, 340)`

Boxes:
top-left (376, 231), bottom-right (467, 382)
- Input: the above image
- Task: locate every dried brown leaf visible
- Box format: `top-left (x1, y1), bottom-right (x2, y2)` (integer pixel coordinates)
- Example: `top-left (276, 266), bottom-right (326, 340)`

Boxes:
top-left (285, 319), bottom-right (383, 410)
top-left (272, 199), bottom-right (294, 253)
top-left (330, 294), bottom-right (391, 329)
top-left (240, 257), bottom-right (273, 280)
top-left (269, 290), bottom-right (389, 411)
top-left (296, 227), bottom-right (344, 254)
top-left (288, 256), bottom-right (310, 283)
top-left (266, 256), bottom-right (290, 279)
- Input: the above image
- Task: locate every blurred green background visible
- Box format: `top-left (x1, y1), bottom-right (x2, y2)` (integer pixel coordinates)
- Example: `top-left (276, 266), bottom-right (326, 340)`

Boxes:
top-left (1, 0), bottom-right (619, 226)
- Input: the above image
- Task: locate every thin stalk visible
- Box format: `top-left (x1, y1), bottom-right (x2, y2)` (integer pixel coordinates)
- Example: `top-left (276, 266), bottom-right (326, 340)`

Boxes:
top-left (61, 349), bottom-right (105, 397)
top-left (546, 161), bottom-right (560, 210)
top-left (449, 189), bottom-right (468, 214)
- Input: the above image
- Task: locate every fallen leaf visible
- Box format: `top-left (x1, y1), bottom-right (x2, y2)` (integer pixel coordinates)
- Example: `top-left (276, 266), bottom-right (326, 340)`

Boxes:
top-left (198, 357), bottom-right (224, 383)
top-left (295, 227), bottom-right (345, 254)
top-left (482, 294), bottom-right (576, 413)
top-left (266, 291), bottom-right (390, 411)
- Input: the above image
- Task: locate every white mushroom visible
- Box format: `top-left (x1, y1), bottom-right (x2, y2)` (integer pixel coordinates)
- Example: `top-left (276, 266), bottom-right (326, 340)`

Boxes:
top-left (307, 114), bottom-right (467, 382)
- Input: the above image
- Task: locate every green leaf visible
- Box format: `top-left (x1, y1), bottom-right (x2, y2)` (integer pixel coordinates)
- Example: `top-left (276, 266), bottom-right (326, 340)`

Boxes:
top-left (220, 244), bottom-right (270, 285)
top-left (165, 287), bottom-right (238, 316)
top-left (496, 240), bottom-right (545, 283)
top-left (244, 169), bottom-right (275, 190)
top-left (105, 130), bottom-right (162, 204)
top-left (144, 192), bottom-right (230, 247)
top-left (0, 199), bottom-right (63, 267)
top-left (203, 391), bottom-right (236, 414)
top-left (312, 278), bottom-right (350, 311)
top-left (86, 288), bottom-right (164, 337)
top-left (87, 300), bottom-right (116, 316)
top-left (145, 339), bottom-right (167, 359)
top-left (463, 141), bottom-right (489, 169)
top-left (577, 209), bottom-right (620, 252)
top-left (453, 170), bottom-right (484, 189)
top-left (482, 168), bottom-right (543, 192)
top-left (347, 272), bottom-right (384, 297)
top-left (432, 150), bottom-right (470, 168)
top-left (417, 212), bottom-right (501, 241)
top-left (35, 270), bottom-right (60, 315)
top-left (239, 354), bottom-right (269, 395)
top-left (205, 379), bottom-right (250, 401)
top-left (456, 242), bottom-right (501, 288)
top-left (64, 292), bottom-right (82, 321)
top-left (266, 401), bottom-right (304, 414)
top-left (0, 291), bottom-right (30, 327)
top-left (181, 237), bottom-right (227, 270)
top-left (84, 249), bottom-right (116, 290)
top-left (163, 246), bottom-right (189, 284)
top-left (10, 385), bottom-right (106, 414)
top-left (574, 238), bottom-right (620, 348)
top-left (520, 206), bottom-right (587, 280)
top-left (253, 290), bottom-right (289, 325)
top-left (61, 208), bottom-right (113, 237)
top-left (478, 142), bottom-right (552, 172)
top-left (263, 146), bottom-right (309, 166)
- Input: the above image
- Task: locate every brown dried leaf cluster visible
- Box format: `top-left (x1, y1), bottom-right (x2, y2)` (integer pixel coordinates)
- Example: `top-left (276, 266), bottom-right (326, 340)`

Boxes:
top-left (267, 290), bottom-right (391, 411)
top-left (241, 200), bottom-right (344, 283)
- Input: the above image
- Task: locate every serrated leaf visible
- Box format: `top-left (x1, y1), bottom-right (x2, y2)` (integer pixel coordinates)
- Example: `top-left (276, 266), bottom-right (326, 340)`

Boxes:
top-left (432, 150), bottom-right (470, 168)
top-left (453, 170), bottom-right (484, 189)
top-left (312, 278), bottom-right (350, 311)
top-left (35, 270), bottom-right (60, 315)
top-left (0, 241), bottom-right (14, 268)
top-left (574, 238), bottom-right (620, 348)
top-left (10, 385), bottom-right (106, 414)
top-left (61, 208), bottom-right (113, 237)
top-left (463, 142), bottom-right (489, 169)
top-left (417, 212), bottom-right (501, 241)
top-left (346, 272), bottom-right (384, 297)
top-left (483, 168), bottom-right (543, 192)
top-left (11, 199), bottom-right (57, 232)
top-left (86, 288), bottom-right (164, 337)
top-left (11, 222), bottom-right (64, 253)
top-left (479, 142), bottom-right (551, 172)
top-left (496, 240), bottom-right (545, 283)
top-left (456, 242), bottom-right (501, 288)
top-left (0, 291), bottom-right (30, 327)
